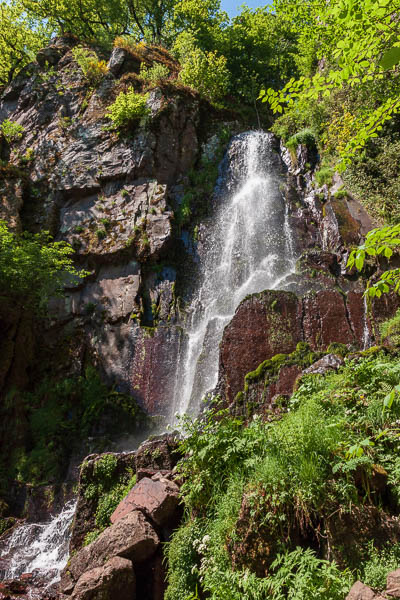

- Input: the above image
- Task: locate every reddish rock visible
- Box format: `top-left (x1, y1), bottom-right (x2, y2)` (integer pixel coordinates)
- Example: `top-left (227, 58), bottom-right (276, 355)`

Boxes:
top-left (135, 435), bottom-right (180, 478)
top-left (303, 290), bottom-right (355, 349)
top-left (61, 511), bottom-right (159, 593)
top-left (268, 364), bottom-right (302, 399)
top-left (111, 476), bottom-right (180, 526)
top-left (128, 325), bottom-right (183, 416)
top-left (346, 581), bottom-right (378, 600)
top-left (387, 568), bottom-right (400, 597)
top-left (219, 290), bottom-right (302, 404)
top-left (71, 556), bottom-right (135, 600)
top-left (347, 291), bottom-right (369, 345)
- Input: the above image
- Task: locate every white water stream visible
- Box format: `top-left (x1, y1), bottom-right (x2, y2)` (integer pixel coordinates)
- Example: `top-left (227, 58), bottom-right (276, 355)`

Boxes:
top-left (172, 130), bottom-right (296, 418)
top-left (0, 130), bottom-right (296, 589)
top-left (0, 500), bottom-right (76, 589)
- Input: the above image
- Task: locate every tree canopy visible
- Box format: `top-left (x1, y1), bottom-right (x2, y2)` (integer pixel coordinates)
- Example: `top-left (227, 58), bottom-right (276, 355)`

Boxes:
top-left (261, 0), bottom-right (400, 170)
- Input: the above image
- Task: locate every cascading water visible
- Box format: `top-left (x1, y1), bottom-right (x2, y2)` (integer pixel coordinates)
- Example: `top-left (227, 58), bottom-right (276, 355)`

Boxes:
top-left (173, 131), bottom-right (296, 419)
top-left (1, 500), bottom-right (76, 591)
top-left (1, 130), bottom-right (296, 589)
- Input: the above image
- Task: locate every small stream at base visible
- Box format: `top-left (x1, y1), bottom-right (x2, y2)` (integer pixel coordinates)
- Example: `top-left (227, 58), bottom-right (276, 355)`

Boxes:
top-left (0, 500), bottom-right (76, 591)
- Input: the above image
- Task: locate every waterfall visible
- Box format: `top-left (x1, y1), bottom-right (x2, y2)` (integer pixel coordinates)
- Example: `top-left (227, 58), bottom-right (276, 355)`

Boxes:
top-left (1, 500), bottom-right (76, 589)
top-left (0, 130), bottom-right (296, 589)
top-left (173, 131), bottom-right (296, 419)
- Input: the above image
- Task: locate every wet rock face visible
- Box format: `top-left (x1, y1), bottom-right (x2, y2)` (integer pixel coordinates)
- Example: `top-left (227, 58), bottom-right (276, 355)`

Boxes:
top-left (0, 37), bottom-right (204, 414)
top-left (218, 288), bottom-right (369, 406)
top-left (218, 290), bottom-right (302, 405)
top-left (219, 288), bottom-right (365, 405)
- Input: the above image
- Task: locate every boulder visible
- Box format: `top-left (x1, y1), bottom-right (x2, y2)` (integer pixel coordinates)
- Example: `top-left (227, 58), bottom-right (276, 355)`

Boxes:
top-left (302, 354), bottom-right (344, 376)
top-left (135, 435), bottom-right (180, 481)
top-left (69, 452), bottom-right (136, 554)
top-left (111, 476), bottom-right (180, 526)
top-left (61, 510), bottom-right (159, 593)
top-left (387, 568), bottom-right (400, 597)
top-left (346, 581), bottom-right (379, 600)
top-left (218, 290), bottom-right (302, 405)
top-left (71, 556), bottom-right (135, 600)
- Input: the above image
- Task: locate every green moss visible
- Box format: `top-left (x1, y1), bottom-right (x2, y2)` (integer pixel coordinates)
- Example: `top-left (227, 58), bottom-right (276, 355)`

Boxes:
top-left (380, 309), bottom-right (400, 347)
top-left (243, 343), bottom-right (324, 394)
top-left (326, 343), bottom-right (349, 357)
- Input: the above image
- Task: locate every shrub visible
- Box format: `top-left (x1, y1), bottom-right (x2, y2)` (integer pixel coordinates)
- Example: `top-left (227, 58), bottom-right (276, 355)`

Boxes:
top-left (286, 128), bottom-right (317, 152)
top-left (105, 88), bottom-right (150, 129)
top-left (167, 350), bottom-right (400, 600)
top-left (174, 33), bottom-right (230, 102)
top-left (114, 37), bottom-right (146, 56)
top-left (0, 220), bottom-right (84, 310)
top-left (96, 229), bottom-right (107, 239)
top-left (360, 542), bottom-right (400, 590)
top-left (0, 119), bottom-right (24, 144)
top-left (71, 46), bottom-right (108, 86)
top-left (140, 62), bottom-right (170, 84)
top-left (314, 166), bottom-right (334, 187)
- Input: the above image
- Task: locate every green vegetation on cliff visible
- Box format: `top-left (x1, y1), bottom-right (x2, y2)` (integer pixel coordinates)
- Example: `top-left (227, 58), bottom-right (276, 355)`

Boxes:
top-left (0, 220), bottom-right (84, 311)
top-left (167, 344), bottom-right (400, 599)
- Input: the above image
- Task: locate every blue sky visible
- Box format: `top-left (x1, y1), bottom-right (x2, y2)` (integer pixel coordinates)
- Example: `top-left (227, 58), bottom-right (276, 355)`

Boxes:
top-left (220, 0), bottom-right (270, 18)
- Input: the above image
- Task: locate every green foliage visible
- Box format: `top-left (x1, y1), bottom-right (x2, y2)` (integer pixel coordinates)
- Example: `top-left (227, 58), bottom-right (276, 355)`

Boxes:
top-left (314, 166), bottom-right (334, 188)
top-left (168, 349), bottom-right (400, 599)
top-left (347, 223), bottom-right (400, 299)
top-left (286, 128), bottom-right (316, 152)
top-left (71, 46), bottom-right (108, 86)
top-left (83, 529), bottom-right (101, 546)
top-left (139, 62), bottom-right (170, 84)
top-left (165, 519), bottom-right (207, 600)
top-left (266, 548), bottom-right (352, 600)
top-left (380, 310), bottom-right (400, 347)
top-left (0, 0), bottom-right (49, 86)
top-left (82, 454), bottom-right (137, 538)
top-left (342, 129), bottom-right (400, 224)
top-left (223, 6), bottom-right (298, 103)
top-left (261, 0), bottom-right (400, 170)
top-left (175, 32), bottom-right (230, 102)
top-left (0, 119), bottom-right (25, 144)
top-left (360, 542), bottom-right (400, 590)
top-left (106, 88), bottom-right (149, 129)
top-left (3, 367), bottom-right (145, 487)
top-left (0, 221), bottom-right (84, 311)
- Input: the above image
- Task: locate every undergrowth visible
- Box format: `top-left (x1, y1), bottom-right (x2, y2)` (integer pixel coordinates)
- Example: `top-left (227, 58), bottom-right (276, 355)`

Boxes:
top-left (1, 367), bottom-right (147, 488)
top-left (82, 454), bottom-right (137, 545)
top-left (166, 348), bottom-right (400, 599)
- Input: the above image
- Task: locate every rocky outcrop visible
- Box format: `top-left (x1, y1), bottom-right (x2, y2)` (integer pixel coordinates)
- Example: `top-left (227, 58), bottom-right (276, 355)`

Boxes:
top-left (61, 510), bottom-right (159, 594)
top-left (0, 35), bottom-right (229, 420)
top-left (218, 288), bottom-right (368, 406)
top-left (135, 434), bottom-right (180, 481)
top-left (111, 476), bottom-right (180, 526)
top-left (71, 556), bottom-right (135, 600)
top-left (69, 452), bottom-right (136, 554)
top-left (346, 581), bottom-right (383, 600)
